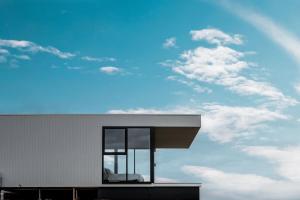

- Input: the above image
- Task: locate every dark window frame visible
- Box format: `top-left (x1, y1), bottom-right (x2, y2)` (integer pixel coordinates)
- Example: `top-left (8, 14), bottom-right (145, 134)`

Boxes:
top-left (102, 126), bottom-right (155, 184)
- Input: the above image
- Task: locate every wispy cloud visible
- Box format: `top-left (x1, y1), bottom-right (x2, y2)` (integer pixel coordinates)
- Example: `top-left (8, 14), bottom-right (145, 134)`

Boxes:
top-left (100, 66), bottom-right (121, 74)
top-left (190, 28), bottom-right (243, 45)
top-left (183, 145), bottom-right (300, 199)
top-left (107, 103), bottom-right (286, 143)
top-left (81, 56), bottom-right (116, 62)
top-left (243, 145), bottom-right (300, 181)
top-left (0, 38), bottom-right (75, 59)
top-left (201, 104), bottom-right (287, 143)
top-left (163, 37), bottom-right (177, 49)
top-left (163, 28), bottom-right (297, 107)
top-left (182, 165), bottom-right (300, 200)
top-left (0, 48), bottom-right (9, 63)
top-left (294, 83), bottom-right (300, 94)
top-left (220, 1), bottom-right (300, 65)
top-left (13, 54), bottom-right (31, 60)
top-left (67, 66), bottom-right (82, 70)
top-left (166, 75), bottom-right (212, 94)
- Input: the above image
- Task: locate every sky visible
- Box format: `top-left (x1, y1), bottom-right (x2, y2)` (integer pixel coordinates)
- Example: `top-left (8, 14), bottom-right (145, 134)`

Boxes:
top-left (1, 0), bottom-right (300, 199)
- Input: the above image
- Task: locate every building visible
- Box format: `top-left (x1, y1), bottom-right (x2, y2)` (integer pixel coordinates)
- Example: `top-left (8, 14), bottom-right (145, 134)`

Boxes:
top-left (0, 114), bottom-right (201, 200)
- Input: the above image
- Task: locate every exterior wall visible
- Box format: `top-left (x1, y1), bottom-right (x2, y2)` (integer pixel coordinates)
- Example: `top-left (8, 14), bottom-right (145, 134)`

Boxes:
top-left (0, 115), bottom-right (103, 187)
top-left (0, 114), bottom-right (201, 187)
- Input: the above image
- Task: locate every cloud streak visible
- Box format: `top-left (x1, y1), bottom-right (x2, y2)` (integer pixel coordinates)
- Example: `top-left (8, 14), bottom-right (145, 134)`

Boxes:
top-left (163, 37), bottom-right (177, 49)
top-left (81, 56), bottom-right (116, 62)
top-left (100, 66), bottom-right (121, 74)
top-left (163, 28), bottom-right (298, 107)
top-left (221, 1), bottom-right (300, 65)
top-left (0, 39), bottom-right (75, 59)
top-left (190, 28), bottom-right (243, 45)
top-left (243, 145), bottom-right (300, 181)
top-left (107, 103), bottom-right (287, 143)
top-left (182, 165), bottom-right (300, 200)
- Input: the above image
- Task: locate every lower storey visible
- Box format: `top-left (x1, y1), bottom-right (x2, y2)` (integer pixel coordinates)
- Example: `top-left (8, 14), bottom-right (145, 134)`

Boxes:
top-left (0, 186), bottom-right (200, 200)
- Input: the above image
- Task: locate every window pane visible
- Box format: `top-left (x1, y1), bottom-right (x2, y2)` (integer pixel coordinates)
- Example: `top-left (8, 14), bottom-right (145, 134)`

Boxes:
top-left (128, 128), bottom-right (150, 149)
top-left (104, 129), bottom-right (125, 153)
top-left (103, 155), bottom-right (126, 183)
top-left (127, 128), bottom-right (151, 182)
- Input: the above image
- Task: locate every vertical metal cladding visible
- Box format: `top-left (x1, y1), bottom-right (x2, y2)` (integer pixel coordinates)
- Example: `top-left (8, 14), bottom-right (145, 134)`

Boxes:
top-left (0, 115), bottom-right (103, 187)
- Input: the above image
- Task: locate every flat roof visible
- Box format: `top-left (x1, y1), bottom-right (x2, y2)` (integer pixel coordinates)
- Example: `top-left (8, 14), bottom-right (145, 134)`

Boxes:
top-left (0, 114), bottom-right (201, 148)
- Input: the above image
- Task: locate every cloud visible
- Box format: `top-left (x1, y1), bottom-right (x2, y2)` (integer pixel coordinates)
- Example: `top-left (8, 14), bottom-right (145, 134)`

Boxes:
top-left (221, 1), bottom-right (300, 65)
top-left (201, 104), bottom-right (287, 143)
top-left (13, 54), bottom-right (31, 60)
top-left (67, 66), bottom-right (82, 70)
top-left (81, 56), bottom-right (116, 62)
top-left (107, 103), bottom-right (287, 143)
top-left (0, 48), bottom-right (9, 63)
top-left (100, 66), bottom-right (121, 74)
top-left (163, 37), bottom-right (177, 49)
top-left (0, 38), bottom-right (75, 59)
top-left (107, 105), bottom-right (199, 115)
top-left (190, 28), bottom-right (243, 45)
top-left (243, 146), bottom-right (300, 181)
top-left (167, 75), bottom-right (212, 94)
top-left (294, 83), bottom-right (300, 94)
top-left (164, 31), bottom-right (297, 107)
top-left (182, 165), bottom-right (300, 200)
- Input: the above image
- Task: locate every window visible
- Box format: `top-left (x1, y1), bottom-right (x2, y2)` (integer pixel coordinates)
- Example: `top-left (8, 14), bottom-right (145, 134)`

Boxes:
top-left (104, 129), bottom-right (126, 153)
top-left (102, 127), bottom-right (153, 184)
top-left (128, 128), bottom-right (151, 182)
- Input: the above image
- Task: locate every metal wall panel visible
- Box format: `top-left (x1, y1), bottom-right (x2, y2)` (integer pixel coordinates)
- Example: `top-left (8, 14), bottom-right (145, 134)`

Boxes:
top-left (0, 115), bottom-right (102, 187)
top-left (0, 114), bottom-right (201, 187)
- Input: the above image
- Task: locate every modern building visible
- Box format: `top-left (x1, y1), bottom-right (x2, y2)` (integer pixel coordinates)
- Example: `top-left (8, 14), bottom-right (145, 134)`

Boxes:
top-left (0, 114), bottom-right (201, 200)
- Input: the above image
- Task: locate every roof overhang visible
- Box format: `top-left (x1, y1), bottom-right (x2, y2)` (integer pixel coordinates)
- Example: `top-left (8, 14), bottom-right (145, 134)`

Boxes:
top-left (101, 114), bottom-right (201, 149)
top-left (154, 127), bottom-right (200, 148)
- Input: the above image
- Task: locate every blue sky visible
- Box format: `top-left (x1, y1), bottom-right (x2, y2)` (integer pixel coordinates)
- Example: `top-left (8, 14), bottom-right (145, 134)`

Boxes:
top-left (1, 0), bottom-right (300, 199)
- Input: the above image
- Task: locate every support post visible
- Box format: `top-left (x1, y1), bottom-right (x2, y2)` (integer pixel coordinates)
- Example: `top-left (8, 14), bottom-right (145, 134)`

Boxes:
top-left (38, 189), bottom-right (42, 200)
top-left (0, 190), bottom-right (4, 200)
top-left (73, 188), bottom-right (78, 200)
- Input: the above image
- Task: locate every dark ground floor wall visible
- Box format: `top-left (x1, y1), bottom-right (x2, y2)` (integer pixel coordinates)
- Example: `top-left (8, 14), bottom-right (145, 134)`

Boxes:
top-left (0, 187), bottom-right (200, 200)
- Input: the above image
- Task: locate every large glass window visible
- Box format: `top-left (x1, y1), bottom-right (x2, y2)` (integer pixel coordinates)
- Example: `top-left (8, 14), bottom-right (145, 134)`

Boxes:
top-left (104, 129), bottom-right (126, 153)
top-left (103, 127), bottom-right (153, 183)
top-left (128, 128), bottom-right (151, 182)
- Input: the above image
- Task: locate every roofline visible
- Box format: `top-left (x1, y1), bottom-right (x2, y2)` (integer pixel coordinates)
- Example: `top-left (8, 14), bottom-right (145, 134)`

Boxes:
top-left (0, 114), bottom-right (201, 117)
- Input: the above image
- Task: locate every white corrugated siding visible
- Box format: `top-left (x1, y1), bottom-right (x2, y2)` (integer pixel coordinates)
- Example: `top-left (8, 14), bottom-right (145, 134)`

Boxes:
top-left (0, 114), bottom-right (201, 187)
top-left (0, 115), bottom-right (102, 187)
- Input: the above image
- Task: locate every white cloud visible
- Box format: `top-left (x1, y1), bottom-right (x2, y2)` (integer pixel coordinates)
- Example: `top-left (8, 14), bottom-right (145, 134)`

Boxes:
top-left (221, 1), bottom-right (300, 65)
top-left (167, 75), bottom-right (212, 94)
top-left (100, 66), bottom-right (121, 74)
top-left (294, 83), bottom-right (300, 94)
top-left (166, 35), bottom-right (297, 107)
top-left (107, 105), bottom-right (199, 115)
top-left (0, 48), bottom-right (9, 63)
top-left (0, 38), bottom-right (75, 59)
top-left (182, 165), bottom-right (300, 200)
top-left (201, 104), bottom-right (287, 143)
top-left (190, 28), bottom-right (243, 45)
top-left (81, 56), bottom-right (116, 62)
top-left (67, 66), bottom-right (82, 70)
top-left (163, 37), bottom-right (177, 49)
top-left (107, 103), bottom-right (287, 143)
top-left (0, 48), bottom-right (9, 55)
top-left (243, 146), bottom-right (300, 181)
top-left (13, 54), bottom-right (31, 60)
